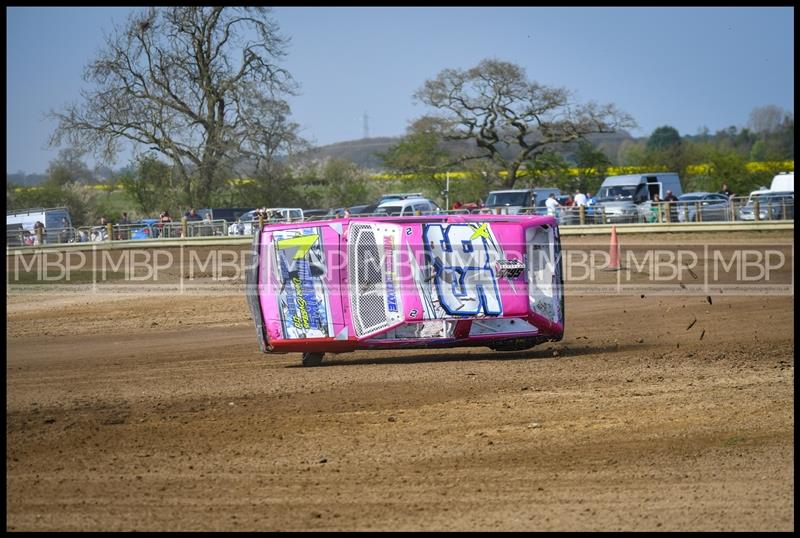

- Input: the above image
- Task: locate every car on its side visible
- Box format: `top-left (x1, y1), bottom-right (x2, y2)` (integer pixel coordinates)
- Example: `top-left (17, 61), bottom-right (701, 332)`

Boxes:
top-left (676, 192), bottom-right (733, 222)
top-left (246, 213), bottom-right (565, 366)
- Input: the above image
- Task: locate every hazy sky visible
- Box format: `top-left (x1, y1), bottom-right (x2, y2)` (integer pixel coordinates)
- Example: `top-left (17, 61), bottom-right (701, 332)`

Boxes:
top-left (6, 6), bottom-right (795, 174)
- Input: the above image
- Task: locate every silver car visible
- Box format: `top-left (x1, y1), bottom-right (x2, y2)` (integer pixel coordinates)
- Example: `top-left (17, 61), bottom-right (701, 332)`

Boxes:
top-left (676, 192), bottom-right (733, 222)
top-left (738, 192), bottom-right (794, 221)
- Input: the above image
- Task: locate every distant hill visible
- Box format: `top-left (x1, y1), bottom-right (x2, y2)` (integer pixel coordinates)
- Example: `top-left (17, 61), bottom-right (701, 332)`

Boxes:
top-left (299, 131), bottom-right (636, 170)
top-left (296, 137), bottom-right (400, 170)
top-left (7, 131), bottom-right (637, 184)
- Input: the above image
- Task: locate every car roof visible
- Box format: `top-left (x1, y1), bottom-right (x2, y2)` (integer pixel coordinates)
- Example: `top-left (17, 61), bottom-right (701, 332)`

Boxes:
top-left (760, 191), bottom-right (793, 196)
top-left (489, 189), bottom-right (533, 194)
top-left (376, 198), bottom-right (434, 208)
top-left (680, 191), bottom-right (718, 197)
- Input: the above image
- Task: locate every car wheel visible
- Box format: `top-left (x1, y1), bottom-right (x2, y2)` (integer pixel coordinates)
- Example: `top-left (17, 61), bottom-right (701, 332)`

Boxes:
top-left (301, 352), bottom-right (324, 367)
top-left (489, 336), bottom-right (549, 352)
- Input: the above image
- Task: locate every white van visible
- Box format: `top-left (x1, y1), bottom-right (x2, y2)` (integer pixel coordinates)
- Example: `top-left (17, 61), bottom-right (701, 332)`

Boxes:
top-left (7, 207), bottom-right (74, 244)
top-left (594, 173), bottom-right (683, 223)
top-left (770, 172), bottom-right (794, 193)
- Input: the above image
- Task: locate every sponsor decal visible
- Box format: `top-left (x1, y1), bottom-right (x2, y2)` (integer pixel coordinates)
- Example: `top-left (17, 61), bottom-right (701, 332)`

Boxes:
top-left (495, 259), bottom-right (525, 279)
top-left (273, 228), bottom-right (333, 339)
top-left (383, 235), bottom-right (398, 312)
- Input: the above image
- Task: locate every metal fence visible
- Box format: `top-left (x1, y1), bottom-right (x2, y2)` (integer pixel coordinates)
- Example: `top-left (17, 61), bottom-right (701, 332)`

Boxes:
top-left (502, 195), bottom-right (796, 225)
top-left (6, 199), bottom-right (795, 249)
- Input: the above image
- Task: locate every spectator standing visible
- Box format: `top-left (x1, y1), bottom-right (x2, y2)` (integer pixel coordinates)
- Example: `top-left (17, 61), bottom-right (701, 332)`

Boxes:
top-left (584, 191), bottom-right (597, 219)
top-left (719, 183), bottom-right (735, 198)
top-left (33, 220), bottom-right (45, 245)
top-left (200, 211), bottom-right (213, 236)
top-left (663, 190), bottom-right (679, 222)
top-left (545, 193), bottom-right (561, 217)
top-left (155, 211), bottom-right (171, 238)
top-left (573, 189), bottom-right (587, 206)
top-left (452, 200), bottom-right (463, 210)
top-left (118, 212), bottom-right (130, 240)
top-left (58, 217), bottom-right (70, 243)
top-left (183, 208), bottom-right (201, 237)
top-left (650, 193), bottom-right (661, 223)
top-left (184, 208), bottom-right (202, 221)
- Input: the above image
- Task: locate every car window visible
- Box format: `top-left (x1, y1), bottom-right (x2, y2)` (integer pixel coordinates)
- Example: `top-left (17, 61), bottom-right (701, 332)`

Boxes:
top-left (375, 205), bottom-right (402, 216)
top-left (411, 203), bottom-right (427, 213)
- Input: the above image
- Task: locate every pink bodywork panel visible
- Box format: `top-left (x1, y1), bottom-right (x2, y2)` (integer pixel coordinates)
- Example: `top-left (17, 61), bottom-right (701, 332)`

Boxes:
top-left (250, 214), bottom-right (564, 353)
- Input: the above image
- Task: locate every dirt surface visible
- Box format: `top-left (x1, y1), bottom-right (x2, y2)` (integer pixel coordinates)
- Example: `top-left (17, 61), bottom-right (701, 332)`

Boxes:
top-left (6, 231), bottom-right (794, 531)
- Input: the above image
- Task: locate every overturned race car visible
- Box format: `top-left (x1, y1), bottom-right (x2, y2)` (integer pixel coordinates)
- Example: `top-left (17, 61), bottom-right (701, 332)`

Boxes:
top-left (246, 214), bottom-right (564, 366)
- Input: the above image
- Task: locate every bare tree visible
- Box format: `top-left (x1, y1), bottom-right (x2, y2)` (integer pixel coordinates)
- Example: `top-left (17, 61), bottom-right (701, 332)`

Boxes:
top-left (49, 7), bottom-right (304, 206)
top-left (413, 58), bottom-right (636, 188)
top-left (747, 105), bottom-right (792, 134)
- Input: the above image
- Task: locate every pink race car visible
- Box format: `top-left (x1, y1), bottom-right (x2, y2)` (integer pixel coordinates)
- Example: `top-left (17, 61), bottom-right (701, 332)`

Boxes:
top-left (246, 214), bottom-right (564, 366)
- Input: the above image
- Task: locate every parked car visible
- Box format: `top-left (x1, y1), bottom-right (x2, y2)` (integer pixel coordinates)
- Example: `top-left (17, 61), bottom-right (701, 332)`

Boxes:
top-left (194, 208), bottom-right (254, 224)
top-left (347, 204), bottom-right (372, 215)
top-left (372, 198), bottom-right (441, 216)
top-left (377, 192), bottom-right (424, 204)
top-left (130, 218), bottom-right (160, 239)
top-left (303, 209), bottom-right (330, 220)
top-left (676, 192), bottom-right (733, 222)
top-left (245, 213), bottom-right (565, 366)
top-left (228, 208), bottom-right (304, 235)
top-left (738, 191), bottom-right (794, 221)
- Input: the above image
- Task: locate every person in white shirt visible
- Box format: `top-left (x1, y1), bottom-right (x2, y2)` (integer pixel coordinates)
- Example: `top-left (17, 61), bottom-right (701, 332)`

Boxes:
top-left (574, 189), bottom-right (587, 206)
top-left (545, 193), bottom-right (561, 216)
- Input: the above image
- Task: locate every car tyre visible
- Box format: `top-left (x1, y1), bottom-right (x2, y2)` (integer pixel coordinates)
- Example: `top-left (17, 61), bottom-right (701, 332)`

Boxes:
top-left (489, 336), bottom-right (549, 352)
top-left (301, 352), bottom-right (324, 367)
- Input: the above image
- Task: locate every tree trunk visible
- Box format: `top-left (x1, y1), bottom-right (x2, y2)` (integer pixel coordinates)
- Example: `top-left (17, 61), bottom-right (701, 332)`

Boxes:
top-left (503, 165), bottom-right (520, 189)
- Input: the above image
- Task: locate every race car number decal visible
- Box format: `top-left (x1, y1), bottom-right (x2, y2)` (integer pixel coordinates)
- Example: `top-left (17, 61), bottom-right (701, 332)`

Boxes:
top-left (423, 223), bottom-right (502, 316)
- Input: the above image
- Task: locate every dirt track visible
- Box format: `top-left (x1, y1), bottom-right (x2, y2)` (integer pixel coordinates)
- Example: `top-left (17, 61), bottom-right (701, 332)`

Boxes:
top-left (6, 231), bottom-right (795, 531)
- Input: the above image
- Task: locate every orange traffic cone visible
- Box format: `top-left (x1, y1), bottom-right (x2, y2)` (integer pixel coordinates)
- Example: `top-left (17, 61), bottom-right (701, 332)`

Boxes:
top-left (608, 225), bottom-right (620, 271)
